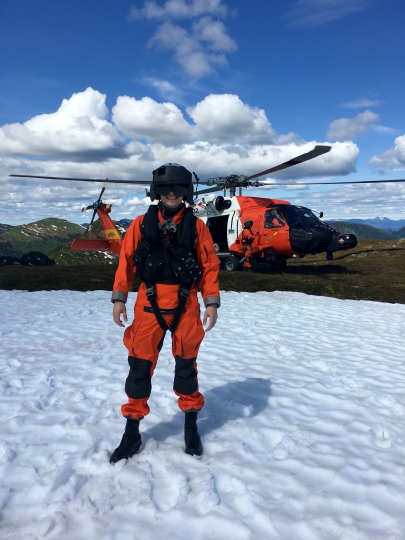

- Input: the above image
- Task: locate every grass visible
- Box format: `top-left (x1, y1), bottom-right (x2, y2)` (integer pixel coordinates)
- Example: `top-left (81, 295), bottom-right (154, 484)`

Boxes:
top-left (1, 239), bottom-right (404, 304)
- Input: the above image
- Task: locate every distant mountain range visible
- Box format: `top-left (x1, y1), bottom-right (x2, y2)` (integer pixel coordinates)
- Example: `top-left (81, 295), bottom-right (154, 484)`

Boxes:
top-left (334, 217), bottom-right (405, 232)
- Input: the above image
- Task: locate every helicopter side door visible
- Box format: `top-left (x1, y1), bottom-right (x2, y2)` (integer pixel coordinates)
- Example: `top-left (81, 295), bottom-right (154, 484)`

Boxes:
top-left (206, 214), bottom-right (230, 253)
top-left (227, 210), bottom-right (240, 252)
top-left (257, 207), bottom-right (293, 258)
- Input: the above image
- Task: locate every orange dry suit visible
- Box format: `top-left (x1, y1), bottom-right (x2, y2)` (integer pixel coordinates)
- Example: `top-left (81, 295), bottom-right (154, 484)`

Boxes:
top-left (241, 228), bottom-right (254, 269)
top-left (112, 204), bottom-right (220, 420)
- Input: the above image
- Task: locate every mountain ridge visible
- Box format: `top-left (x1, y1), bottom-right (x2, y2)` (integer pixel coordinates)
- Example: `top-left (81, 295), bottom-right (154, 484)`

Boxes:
top-left (334, 217), bottom-right (405, 231)
top-left (0, 218), bottom-right (85, 257)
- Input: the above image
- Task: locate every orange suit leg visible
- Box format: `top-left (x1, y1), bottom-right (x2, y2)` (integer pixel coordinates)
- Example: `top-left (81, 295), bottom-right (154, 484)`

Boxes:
top-left (121, 284), bottom-right (205, 419)
top-left (243, 244), bottom-right (252, 269)
top-left (171, 300), bottom-right (205, 412)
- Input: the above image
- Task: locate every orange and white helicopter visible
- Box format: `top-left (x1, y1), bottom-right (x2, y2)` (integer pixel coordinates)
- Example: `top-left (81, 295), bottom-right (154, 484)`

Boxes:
top-left (10, 145), bottom-right (405, 271)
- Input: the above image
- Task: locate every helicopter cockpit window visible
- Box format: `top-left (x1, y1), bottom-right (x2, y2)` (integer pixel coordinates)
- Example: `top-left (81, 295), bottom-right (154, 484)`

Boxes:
top-left (264, 209), bottom-right (285, 229)
top-left (298, 208), bottom-right (318, 223)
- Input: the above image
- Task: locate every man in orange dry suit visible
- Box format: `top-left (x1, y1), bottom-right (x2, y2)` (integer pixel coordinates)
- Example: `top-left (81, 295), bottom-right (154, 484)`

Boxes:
top-left (110, 163), bottom-right (220, 463)
top-left (241, 219), bottom-right (255, 272)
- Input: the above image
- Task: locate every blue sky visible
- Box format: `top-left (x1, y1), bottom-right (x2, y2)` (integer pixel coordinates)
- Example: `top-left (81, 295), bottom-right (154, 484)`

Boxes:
top-left (1, 0), bottom-right (404, 225)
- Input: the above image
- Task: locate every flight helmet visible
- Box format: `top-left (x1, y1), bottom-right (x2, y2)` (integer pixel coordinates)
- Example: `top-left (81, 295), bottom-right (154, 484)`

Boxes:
top-left (149, 163), bottom-right (194, 204)
top-left (244, 219), bottom-right (253, 229)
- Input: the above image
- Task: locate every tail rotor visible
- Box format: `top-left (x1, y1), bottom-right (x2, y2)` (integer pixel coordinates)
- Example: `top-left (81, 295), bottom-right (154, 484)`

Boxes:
top-left (82, 183), bottom-right (107, 234)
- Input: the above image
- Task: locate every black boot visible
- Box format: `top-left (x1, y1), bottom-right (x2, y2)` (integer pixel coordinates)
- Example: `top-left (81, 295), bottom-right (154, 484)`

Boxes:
top-left (184, 412), bottom-right (202, 456)
top-left (110, 418), bottom-right (142, 464)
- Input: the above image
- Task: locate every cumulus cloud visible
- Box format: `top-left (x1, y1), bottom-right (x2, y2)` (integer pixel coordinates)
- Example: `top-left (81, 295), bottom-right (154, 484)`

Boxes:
top-left (368, 134), bottom-right (405, 171)
top-left (192, 16), bottom-right (237, 52)
top-left (128, 0), bottom-right (228, 20)
top-left (327, 110), bottom-right (379, 141)
top-left (340, 98), bottom-right (380, 109)
top-left (128, 1), bottom-right (235, 78)
top-left (284, 0), bottom-right (368, 28)
top-left (149, 19), bottom-right (235, 78)
top-left (1, 88), bottom-right (367, 224)
top-left (187, 94), bottom-right (277, 144)
top-left (3, 139), bottom-right (363, 224)
top-left (0, 88), bottom-right (124, 161)
top-left (257, 142), bottom-right (359, 181)
top-left (3, 139), bottom-right (358, 188)
top-left (112, 95), bottom-right (193, 144)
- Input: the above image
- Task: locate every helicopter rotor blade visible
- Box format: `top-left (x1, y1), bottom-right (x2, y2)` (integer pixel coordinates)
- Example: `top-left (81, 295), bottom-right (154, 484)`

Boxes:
top-left (194, 186), bottom-right (225, 196)
top-left (9, 174), bottom-right (150, 185)
top-left (85, 208), bottom-right (98, 234)
top-left (83, 183), bottom-right (107, 232)
top-left (9, 173), bottom-right (212, 186)
top-left (244, 145), bottom-right (332, 182)
top-left (97, 183), bottom-right (107, 202)
top-left (259, 178), bottom-right (405, 187)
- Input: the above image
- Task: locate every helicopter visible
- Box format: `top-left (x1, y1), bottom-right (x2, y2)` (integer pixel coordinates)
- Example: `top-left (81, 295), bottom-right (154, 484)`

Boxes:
top-left (10, 145), bottom-right (405, 271)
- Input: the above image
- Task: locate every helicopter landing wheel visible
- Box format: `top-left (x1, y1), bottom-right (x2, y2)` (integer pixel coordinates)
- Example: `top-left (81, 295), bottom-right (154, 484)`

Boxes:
top-left (223, 255), bottom-right (241, 272)
top-left (326, 252), bottom-right (334, 261)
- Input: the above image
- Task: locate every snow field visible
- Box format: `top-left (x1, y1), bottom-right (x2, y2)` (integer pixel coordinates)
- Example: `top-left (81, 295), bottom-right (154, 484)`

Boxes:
top-left (0, 289), bottom-right (405, 539)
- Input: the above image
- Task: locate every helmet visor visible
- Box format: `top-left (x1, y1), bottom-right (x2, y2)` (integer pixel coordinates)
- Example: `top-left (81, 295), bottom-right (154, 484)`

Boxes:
top-left (155, 184), bottom-right (189, 197)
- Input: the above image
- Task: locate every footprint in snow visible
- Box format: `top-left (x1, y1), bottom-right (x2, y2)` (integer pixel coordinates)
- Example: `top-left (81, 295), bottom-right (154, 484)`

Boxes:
top-left (150, 461), bottom-right (188, 511)
top-left (368, 425), bottom-right (392, 449)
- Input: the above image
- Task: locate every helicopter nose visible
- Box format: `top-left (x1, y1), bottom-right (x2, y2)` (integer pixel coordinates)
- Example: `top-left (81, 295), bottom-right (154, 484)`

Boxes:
top-left (338, 233), bottom-right (358, 250)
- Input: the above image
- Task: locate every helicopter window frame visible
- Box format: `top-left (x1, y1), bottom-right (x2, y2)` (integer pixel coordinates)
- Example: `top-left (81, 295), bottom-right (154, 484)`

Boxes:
top-left (297, 207), bottom-right (320, 224)
top-left (264, 209), bottom-right (286, 229)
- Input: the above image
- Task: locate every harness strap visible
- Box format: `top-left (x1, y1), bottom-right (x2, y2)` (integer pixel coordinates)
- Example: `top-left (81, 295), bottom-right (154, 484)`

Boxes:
top-left (145, 282), bottom-right (191, 334)
top-left (170, 284), bottom-right (191, 333)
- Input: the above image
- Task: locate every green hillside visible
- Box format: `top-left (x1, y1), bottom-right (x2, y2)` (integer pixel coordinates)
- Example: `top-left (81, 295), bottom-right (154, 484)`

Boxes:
top-left (50, 242), bottom-right (119, 265)
top-left (49, 218), bottom-right (125, 265)
top-left (0, 218), bottom-right (85, 257)
top-left (327, 221), bottom-right (398, 240)
top-left (396, 226), bottom-right (405, 239)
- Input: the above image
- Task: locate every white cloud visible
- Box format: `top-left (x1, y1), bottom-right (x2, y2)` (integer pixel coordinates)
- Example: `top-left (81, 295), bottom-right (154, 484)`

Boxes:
top-left (285, 0), bottom-right (368, 28)
top-left (112, 95), bottom-right (192, 144)
top-left (142, 78), bottom-right (183, 102)
top-left (298, 182), bottom-right (405, 221)
top-left (192, 16), bottom-right (237, 52)
top-left (372, 125), bottom-right (396, 134)
top-left (256, 141), bottom-right (359, 181)
top-left (3, 140), bottom-right (364, 224)
top-left (368, 134), bottom-right (405, 171)
top-left (0, 88), bottom-right (124, 161)
top-left (1, 88), bottom-right (374, 224)
top-left (129, 1), bottom-right (235, 78)
top-left (128, 0), bottom-right (228, 20)
top-left (327, 110), bottom-right (379, 141)
top-left (340, 98), bottom-right (380, 109)
top-left (149, 19), bottom-right (235, 78)
top-left (187, 94), bottom-right (277, 144)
